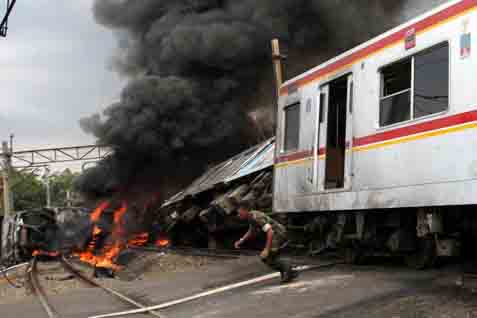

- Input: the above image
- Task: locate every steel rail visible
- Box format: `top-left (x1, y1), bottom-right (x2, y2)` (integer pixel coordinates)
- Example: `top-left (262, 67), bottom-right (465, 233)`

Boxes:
top-left (129, 246), bottom-right (242, 259)
top-left (171, 246), bottom-right (258, 256)
top-left (0, 261), bottom-right (29, 275)
top-left (60, 257), bottom-right (165, 318)
top-left (27, 257), bottom-right (59, 318)
top-left (130, 245), bottom-right (258, 257)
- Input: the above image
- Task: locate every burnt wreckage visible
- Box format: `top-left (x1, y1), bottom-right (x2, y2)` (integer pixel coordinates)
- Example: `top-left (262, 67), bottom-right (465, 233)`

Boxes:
top-left (1, 207), bottom-right (92, 265)
top-left (160, 138), bottom-right (276, 249)
top-left (0, 138), bottom-right (277, 264)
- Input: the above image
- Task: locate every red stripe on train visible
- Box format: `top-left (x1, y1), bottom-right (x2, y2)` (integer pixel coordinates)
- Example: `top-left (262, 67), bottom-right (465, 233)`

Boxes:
top-left (353, 110), bottom-right (477, 147)
top-left (276, 109), bottom-right (477, 164)
top-left (275, 150), bottom-right (313, 164)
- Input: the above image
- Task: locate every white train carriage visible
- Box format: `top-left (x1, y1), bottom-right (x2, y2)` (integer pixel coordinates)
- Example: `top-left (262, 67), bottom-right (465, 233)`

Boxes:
top-left (273, 0), bottom-right (477, 265)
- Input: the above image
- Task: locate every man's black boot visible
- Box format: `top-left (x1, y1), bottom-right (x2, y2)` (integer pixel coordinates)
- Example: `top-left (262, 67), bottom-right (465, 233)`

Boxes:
top-left (281, 268), bottom-right (299, 284)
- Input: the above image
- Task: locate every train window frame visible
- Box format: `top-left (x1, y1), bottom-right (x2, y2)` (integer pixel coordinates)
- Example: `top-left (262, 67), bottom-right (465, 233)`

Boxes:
top-left (378, 41), bottom-right (450, 128)
top-left (283, 102), bottom-right (301, 153)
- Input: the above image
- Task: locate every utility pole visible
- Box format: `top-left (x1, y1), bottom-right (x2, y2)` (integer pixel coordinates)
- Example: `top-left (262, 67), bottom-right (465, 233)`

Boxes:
top-left (43, 167), bottom-right (51, 208)
top-left (2, 140), bottom-right (12, 217)
top-left (271, 39), bottom-right (284, 98)
top-left (271, 39), bottom-right (286, 215)
top-left (66, 190), bottom-right (72, 207)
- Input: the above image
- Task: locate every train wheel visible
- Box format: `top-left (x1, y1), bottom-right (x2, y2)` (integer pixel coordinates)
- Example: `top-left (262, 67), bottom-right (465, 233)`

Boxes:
top-left (308, 239), bottom-right (327, 256)
top-left (404, 238), bottom-right (436, 270)
top-left (344, 245), bottom-right (365, 265)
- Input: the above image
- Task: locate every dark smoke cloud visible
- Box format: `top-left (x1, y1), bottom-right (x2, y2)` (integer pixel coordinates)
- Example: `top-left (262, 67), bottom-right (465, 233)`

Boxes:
top-left (78, 0), bottom-right (409, 198)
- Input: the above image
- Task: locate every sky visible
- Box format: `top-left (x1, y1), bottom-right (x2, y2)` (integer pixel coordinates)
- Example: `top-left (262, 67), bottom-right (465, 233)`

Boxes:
top-left (0, 0), bottom-right (122, 155)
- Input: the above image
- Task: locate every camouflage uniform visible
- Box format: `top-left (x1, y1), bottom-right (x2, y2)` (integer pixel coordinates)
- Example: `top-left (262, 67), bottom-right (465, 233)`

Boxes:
top-left (249, 210), bottom-right (292, 275)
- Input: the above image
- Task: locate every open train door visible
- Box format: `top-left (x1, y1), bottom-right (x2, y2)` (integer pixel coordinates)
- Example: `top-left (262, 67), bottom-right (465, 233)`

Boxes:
top-left (311, 86), bottom-right (326, 191)
top-left (320, 74), bottom-right (354, 191)
top-left (344, 74), bottom-right (354, 190)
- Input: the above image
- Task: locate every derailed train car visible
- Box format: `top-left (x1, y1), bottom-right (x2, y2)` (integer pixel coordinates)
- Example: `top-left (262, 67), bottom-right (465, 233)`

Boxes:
top-left (2, 209), bottom-right (58, 263)
top-left (1, 207), bottom-right (92, 265)
top-left (274, 0), bottom-right (477, 267)
top-left (161, 138), bottom-right (275, 248)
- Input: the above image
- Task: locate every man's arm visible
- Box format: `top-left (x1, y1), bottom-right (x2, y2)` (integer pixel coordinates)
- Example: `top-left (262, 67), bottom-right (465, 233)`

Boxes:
top-left (262, 228), bottom-right (274, 257)
top-left (235, 226), bottom-right (254, 249)
top-left (263, 228), bottom-right (273, 252)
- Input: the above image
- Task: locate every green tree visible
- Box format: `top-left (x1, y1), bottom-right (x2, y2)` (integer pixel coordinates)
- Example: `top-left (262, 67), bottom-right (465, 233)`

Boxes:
top-left (49, 169), bottom-right (79, 206)
top-left (10, 169), bottom-right (46, 211)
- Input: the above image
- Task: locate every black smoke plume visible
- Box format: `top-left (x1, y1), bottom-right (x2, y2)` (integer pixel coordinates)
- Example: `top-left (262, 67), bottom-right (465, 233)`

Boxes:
top-left (78, 0), bottom-right (433, 198)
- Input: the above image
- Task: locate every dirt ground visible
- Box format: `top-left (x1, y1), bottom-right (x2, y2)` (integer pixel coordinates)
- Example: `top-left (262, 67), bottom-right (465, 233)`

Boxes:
top-left (0, 252), bottom-right (216, 305)
top-left (1, 252), bottom-right (477, 318)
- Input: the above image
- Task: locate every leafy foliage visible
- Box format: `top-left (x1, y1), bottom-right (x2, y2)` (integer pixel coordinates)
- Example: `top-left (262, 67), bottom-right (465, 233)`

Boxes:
top-left (49, 169), bottom-right (80, 206)
top-left (9, 168), bottom-right (80, 211)
top-left (10, 169), bottom-right (46, 211)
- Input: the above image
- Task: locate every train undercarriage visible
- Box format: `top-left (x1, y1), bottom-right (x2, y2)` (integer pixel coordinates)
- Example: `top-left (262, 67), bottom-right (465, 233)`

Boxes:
top-left (287, 206), bottom-right (477, 269)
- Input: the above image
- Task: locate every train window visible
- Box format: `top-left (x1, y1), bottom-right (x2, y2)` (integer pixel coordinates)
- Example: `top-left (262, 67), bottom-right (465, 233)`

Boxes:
top-left (380, 59), bottom-right (412, 126)
top-left (283, 103), bottom-right (300, 152)
top-left (414, 43), bottom-right (449, 118)
top-left (379, 42), bottom-right (449, 127)
top-left (380, 91), bottom-right (411, 126)
top-left (382, 59), bottom-right (412, 96)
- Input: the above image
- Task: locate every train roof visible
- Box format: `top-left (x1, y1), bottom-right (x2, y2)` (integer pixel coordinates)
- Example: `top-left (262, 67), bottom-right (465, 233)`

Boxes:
top-left (280, 0), bottom-right (465, 95)
top-left (162, 137), bottom-right (275, 207)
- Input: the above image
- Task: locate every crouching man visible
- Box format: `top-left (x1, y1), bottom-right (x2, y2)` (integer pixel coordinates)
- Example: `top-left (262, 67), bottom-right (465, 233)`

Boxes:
top-left (233, 200), bottom-right (298, 283)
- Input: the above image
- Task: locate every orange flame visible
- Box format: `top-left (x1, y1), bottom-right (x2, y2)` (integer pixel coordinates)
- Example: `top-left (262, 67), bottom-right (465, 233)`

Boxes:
top-left (112, 202), bottom-right (127, 239)
top-left (90, 201), bottom-right (110, 222)
top-left (93, 225), bottom-right (102, 236)
top-left (74, 201), bottom-right (132, 271)
top-left (155, 234), bottom-right (170, 248)
top-left (128, 233), bottom-right (149, 247)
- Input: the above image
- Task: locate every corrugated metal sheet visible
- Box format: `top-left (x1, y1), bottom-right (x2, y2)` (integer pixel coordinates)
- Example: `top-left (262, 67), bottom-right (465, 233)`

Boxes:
top-left (226, 140), bottom-right (274, 182)
top-left (163, 138), bottom-right (275, 207)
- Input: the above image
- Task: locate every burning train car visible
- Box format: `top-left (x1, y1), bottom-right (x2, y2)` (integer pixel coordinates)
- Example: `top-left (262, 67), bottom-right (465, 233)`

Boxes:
top-left (1, 202), bottom-right (153, 269)
top-left (1, 207), bottom-right (91, 265)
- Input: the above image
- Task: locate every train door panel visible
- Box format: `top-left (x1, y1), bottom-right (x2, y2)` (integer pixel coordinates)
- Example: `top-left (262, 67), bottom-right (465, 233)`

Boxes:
top-left (302, 94), bottom-right (319, 194)
top-left (344, 75), bottom-right (354, 190)
top-left (310, 91), bottom-right (322, 190)
top-left (315, 85), bottom-right (329, 192)
top-left (314, 87), bottom-right (327, 192)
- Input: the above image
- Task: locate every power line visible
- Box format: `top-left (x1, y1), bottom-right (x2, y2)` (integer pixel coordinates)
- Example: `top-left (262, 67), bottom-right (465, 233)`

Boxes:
top-left (0, 0), bottom-right (17, 37)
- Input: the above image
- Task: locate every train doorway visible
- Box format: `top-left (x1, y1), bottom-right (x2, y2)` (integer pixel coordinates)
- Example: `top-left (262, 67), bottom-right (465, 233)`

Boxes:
top-left (324, 76), bottom-right (349, 189)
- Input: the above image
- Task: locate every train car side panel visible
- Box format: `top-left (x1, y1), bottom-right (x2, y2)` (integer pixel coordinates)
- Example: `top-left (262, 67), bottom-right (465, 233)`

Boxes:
top-left (273, 0), bottom-right (477, 213)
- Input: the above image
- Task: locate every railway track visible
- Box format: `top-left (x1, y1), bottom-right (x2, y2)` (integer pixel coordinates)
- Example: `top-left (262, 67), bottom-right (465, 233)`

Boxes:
top-left (22, 248), bottom-right (342, 318)
top-left (129, 245), bottom-right (328, 266)
top-left (26, 257), bottom-right (59, 318)
top-left (60, 256), bottom-right (164, 318)
top-left (25, 255), bottom-right (165, 318)
top-left (129, 245), bottom-right (258, 259)
top-left (89, 261), bottom-right (344, 318)
top-left (21, 250), bottom-right (343, 318)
